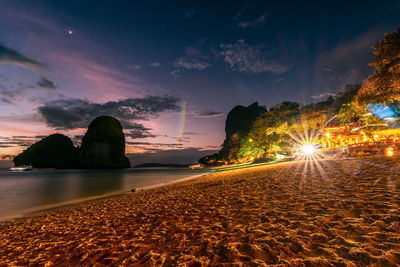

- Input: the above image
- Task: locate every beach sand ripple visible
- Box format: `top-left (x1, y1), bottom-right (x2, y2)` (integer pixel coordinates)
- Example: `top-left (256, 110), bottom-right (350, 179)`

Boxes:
top-left (1, 157), bottom-right (400, 266)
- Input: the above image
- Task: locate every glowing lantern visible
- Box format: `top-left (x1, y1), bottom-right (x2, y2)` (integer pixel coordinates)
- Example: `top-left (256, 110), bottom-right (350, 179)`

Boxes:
top-left (385, 147), bottom-right (394, 157)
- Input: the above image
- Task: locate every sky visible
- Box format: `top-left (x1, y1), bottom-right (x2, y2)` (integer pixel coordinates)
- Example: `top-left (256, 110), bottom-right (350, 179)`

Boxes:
top-left (1, 0), bottom-right (400, 165)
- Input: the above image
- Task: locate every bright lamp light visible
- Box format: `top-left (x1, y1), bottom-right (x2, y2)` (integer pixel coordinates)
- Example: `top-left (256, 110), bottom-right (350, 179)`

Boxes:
top-left (301, 144), bottom-right (316, 156)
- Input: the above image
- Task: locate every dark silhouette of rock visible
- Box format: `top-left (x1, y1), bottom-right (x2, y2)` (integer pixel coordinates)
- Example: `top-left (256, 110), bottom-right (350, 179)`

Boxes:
top-left (13, 134), bottom-right (79, 169)
top-left (79, 116), bottom-right (131, 169)
top-left (199, 102), bottom-right (266, 165)
top-left (224, 102), bottom-right (267, 140)
top-left (219, 102), bottom-right (267, 162)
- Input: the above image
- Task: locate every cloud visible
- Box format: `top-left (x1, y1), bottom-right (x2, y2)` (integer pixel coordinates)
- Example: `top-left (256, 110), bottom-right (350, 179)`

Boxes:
top-left (183, 9), bottom-right (196, 19)
top-left (311, 92), bottom-right (336, 100)
top-left (36, 77), bottom-right (57, 89)
top-left (176, 136), bottom-right (191, 142)
top-left (3, 3), bottom-right (169, 98)
top-left (171, 57), bottom-right (210, 78)
top-left (1, 97), bottom-right (13, 104)
top-left (125, 124), bottom-right (157, 139)
top-left (233, 3), bottom-right (268, 29)
top-left (127, 141), bottom-right (184, 154)
top-left (173, 57), bottom-right (210, 71)
top-left (127, 147), bottom-right (219, 165)
top-left (314, 28), bottom-right (384, 92)
top-left (127, 64), bottom-right (142, 71)
top-left (149, 62), bottom-right (160, 67)
top-left (237, 13), bottom-right (268, 29)
top-left (0, 74), bottom-right (56, 104)
top-left (0, 44), bottom-right (46, 70)
top-left (183, 131), bottom-right (202, 135)
top-left (171, 40), bottom-right (214, 78)
top-left (192, 110), bottom-right (224, 118)
top-left (1, 154), bottom-right (14, 160)
top-left (128, 141), bottom-right (183, 147)
top-left (219, 40), bottom-right (292, 74)
top-left (37, 95), bottom-right (180, 139)
top-left (0, 135), bottom-right (45, 148)
top-left (0, 79), bottom-right (18, 103)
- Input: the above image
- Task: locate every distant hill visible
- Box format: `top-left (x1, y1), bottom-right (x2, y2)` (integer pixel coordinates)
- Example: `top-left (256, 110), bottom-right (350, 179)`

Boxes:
top-left (132, 163), bottom-right (189, 168)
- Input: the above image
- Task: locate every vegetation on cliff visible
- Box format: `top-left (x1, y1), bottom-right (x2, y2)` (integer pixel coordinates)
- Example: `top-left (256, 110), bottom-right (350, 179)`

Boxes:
top-left (357, 28), bottom-right (400, 103)
top-left (200, 28), bottom-right (400, 166)
top-left (199, 102), bottom-right (266, 165)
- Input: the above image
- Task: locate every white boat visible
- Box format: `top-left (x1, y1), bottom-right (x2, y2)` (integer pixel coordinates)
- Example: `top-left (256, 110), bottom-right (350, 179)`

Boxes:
top-left (10, 165), bottom-right (33, 171)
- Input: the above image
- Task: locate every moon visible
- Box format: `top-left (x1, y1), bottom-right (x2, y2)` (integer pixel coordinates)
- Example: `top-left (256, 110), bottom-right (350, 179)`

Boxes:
top-left (68, 30), bottom-right (73, 35)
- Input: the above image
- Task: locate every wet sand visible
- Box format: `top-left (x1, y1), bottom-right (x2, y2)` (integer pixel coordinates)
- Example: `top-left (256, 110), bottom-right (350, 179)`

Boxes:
top-left (1, 157), bottom-right (400, 266)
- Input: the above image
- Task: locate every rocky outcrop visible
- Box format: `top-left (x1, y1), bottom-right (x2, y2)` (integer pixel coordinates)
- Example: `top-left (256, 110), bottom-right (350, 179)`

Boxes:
top-left (79, 116), bottom-right (131, 169)
top-left (219, 102), bottom-right (267, 162)
top-left (224, 102), bottom-right (267, 140)
top-left (13, 134), bottom-right (79, 169)
top-left (199, 102), bottom-right (266, 165)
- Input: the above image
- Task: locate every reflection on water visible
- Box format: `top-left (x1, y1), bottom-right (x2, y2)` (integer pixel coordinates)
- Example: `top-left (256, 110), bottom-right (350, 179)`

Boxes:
top-left (0, 168), bottom-right (209, 220)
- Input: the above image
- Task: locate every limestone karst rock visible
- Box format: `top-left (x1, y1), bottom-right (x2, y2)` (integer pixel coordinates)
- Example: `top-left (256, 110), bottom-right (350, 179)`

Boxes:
top-left (13, 134), bottom-right (79, 169)
top-left (79, 116), bottom-right (131, 169)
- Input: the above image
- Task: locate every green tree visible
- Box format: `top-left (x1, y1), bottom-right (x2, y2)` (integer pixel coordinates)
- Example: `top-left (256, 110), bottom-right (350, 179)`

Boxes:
top-left (357, 28), bottom-right (400, 103)
top-left (237, 102), bottom-right (299, 162)
top-left (337, 101), bottom-right (366, 124)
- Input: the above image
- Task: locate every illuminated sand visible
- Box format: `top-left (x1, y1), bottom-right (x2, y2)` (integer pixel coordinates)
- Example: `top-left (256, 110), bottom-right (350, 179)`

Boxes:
top-left (1, 158), bottom-right (400, 266)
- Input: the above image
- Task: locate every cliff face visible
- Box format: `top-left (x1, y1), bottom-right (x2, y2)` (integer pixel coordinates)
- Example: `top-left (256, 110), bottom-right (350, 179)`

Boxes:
top-left (79, 116), bottom-right (131, 169)
top-left (224, 103), bottom-right (267, 139)
top-left (199, 102), bottom-right (266, 165)
top-left (13, 134), bottom-right (79, 169)
top-left (220, 102), bottom-right (267, 162)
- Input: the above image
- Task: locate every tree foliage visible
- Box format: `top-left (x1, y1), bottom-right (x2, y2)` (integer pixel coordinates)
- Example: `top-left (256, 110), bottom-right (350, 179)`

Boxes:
top-left (198, 28), bottom-right (400, 166)
top-left (357, 28), bottom-right (400, 103)
top-left (337, 101), bottom-right (366, 124)
top-left (237, 102), bottom-right (300, 162)
top-left (199, 102), bottom-right (267, 165)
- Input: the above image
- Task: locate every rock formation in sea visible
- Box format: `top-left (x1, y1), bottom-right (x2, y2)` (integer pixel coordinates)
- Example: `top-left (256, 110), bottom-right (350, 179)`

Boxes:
top-left (79, 116), bottom-right (131, 169)
top-left (13, 134), bottom-right (79, 169)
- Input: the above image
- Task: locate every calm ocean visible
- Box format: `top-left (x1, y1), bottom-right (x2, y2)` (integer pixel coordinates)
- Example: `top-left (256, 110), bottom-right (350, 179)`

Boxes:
top-left (0, 168), bottom-right (211, 221)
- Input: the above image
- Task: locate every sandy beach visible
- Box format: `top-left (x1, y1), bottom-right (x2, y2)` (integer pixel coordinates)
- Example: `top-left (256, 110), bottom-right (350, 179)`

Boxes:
top-left (1, 157), bottom-right (400, 266)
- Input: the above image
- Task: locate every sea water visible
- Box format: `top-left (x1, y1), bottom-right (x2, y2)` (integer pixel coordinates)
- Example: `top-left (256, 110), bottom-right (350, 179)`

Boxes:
top-left (0, 168), bottom-right (211, 221)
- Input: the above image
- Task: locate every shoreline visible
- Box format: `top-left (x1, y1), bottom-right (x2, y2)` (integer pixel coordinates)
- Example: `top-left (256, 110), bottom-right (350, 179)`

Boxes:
top-left (0, 171), bottom-right (212, 223)
top-left (1, 157), bottom-right (399, 265)
top-left (0, 157), bottom-right (382, 222)
top-left (1, 160), bottom-right (301, 222)
top-left (0, 159), bottom-right (345, 222)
